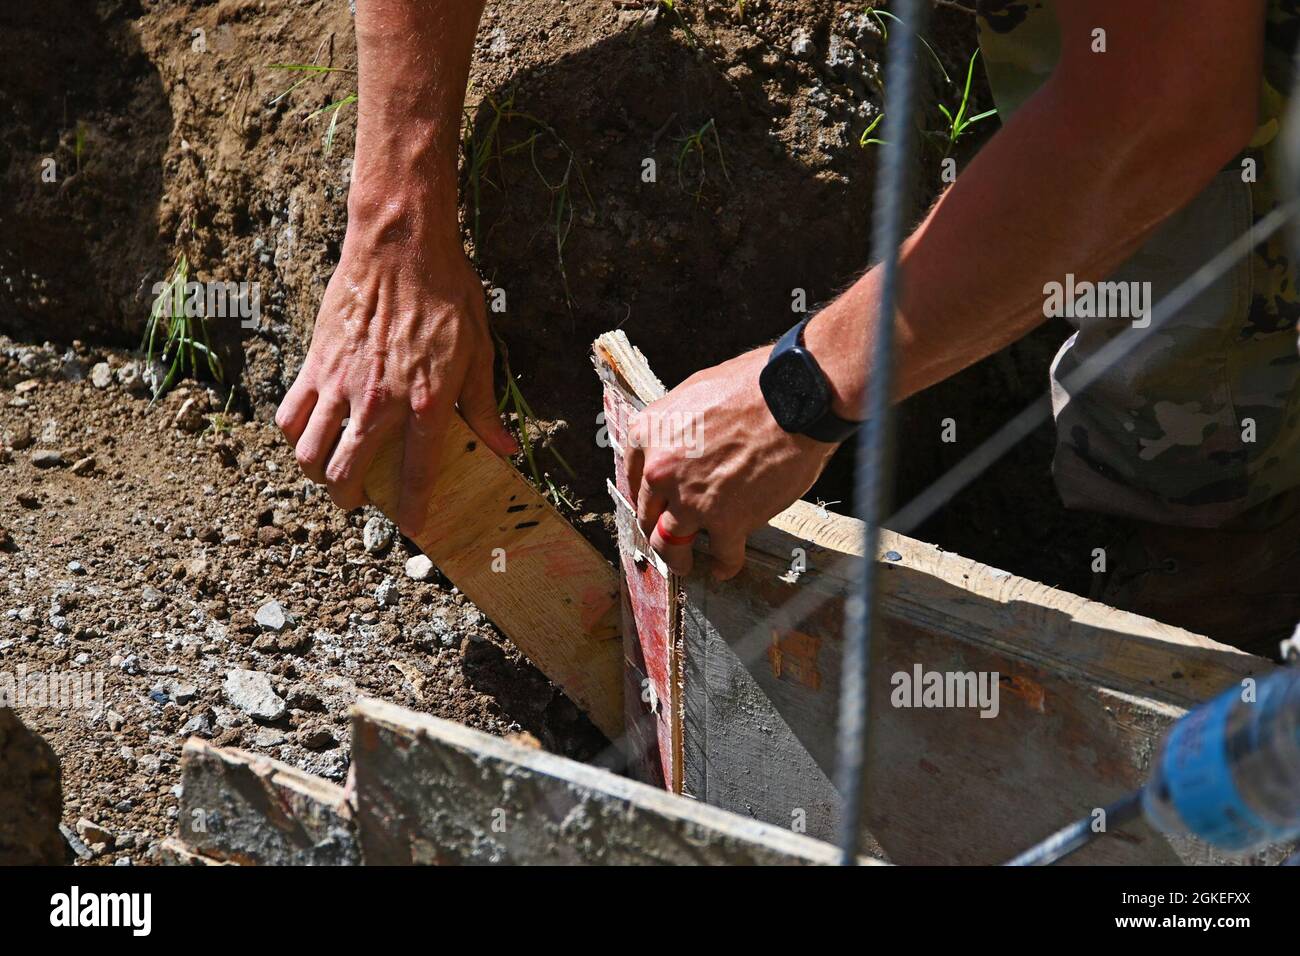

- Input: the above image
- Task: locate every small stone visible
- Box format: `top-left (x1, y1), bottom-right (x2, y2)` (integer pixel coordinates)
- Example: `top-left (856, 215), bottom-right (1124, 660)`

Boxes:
top-left (76, 818), bottom-right (115, 849)
top-left (169, 681), bottom-right (198, 705)
top-left (253, 727), bottom-right (287, 748)
top-left (105, 710), bottom-right (126, 731)
top-left (255, 600), bottom-right (288, 632)
top-left (14, 379), bottom-right (40, 396)
top-left (178, 712), bottom-right (214, 738)
top-left (141, 586), bottom-right (165, 611)
top-left (70, 455), bottom-right (95, 476)
top-left (174, 396), bottom-right (209, 434)
top-left (16, 492), bottom-right (39, 509)
top-left (790, 28), bottom-right (816, 59)
top-left (0, 528), bottom-right (15, 552)
top-left (223, 669), bottom-right (286, 722)
top-left (4, 422), bottom-right (33, 450)
top-left (375, 576), bottom-right (400, 608)
top-left (363, 514), bottom-right (396, 554)
top-left (299, 727), bottom-right (337, 751)
top-left (404, 554), bottom-right (435, 581)
top-left (30, 449), bottom-right (67, 469)
top-left (66, 560), bottom-right (85, 575)
top-left (90, 362), bottom-right (113, 389)
top-left (116, 361), bottom-right (146, 394)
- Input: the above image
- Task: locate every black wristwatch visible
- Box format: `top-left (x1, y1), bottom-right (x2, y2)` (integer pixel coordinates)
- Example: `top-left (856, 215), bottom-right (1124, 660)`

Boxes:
top-left (759, 318), bottom-right (861, 444)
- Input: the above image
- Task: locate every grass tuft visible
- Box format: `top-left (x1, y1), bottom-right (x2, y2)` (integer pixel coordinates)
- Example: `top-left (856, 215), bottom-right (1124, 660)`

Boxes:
top-left (141, 254), bottom-right (224, 402)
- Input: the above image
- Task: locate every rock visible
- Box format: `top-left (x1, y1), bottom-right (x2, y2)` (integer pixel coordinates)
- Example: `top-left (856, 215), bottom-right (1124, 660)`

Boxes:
top-left (174, 396), bottom-right (209, 434)
top-left (0, 709), bottom-right (66, 864)
top-left (70, 455), bottom-right (95, 476)
top-left (66, 561), bottom-right (85, 575)
top-left (375, 577), bottom-right (400, 608)
top-left (116, 361), bottom-right (146, 394)
top-left (30, 449), bottom-right (67, 469)
top-left (4, 422), bottom-right (33, 451)
top-left (14, 379), bottom-right (39, 396)
top-left (90, 362), bottom-right (113, 389)
top-left (169, 681), bottom-right (198, 705)
top-left (404, 554), bottom-right (435, 581)
top-left (299, 727), bottom-right (337, 751)
top-left (141, 586), bottom-right (165, 611)
top-left (790, 28), bottom-right (816, 59)
top-left (252, 727), bottom-right (287, 748)
top-left (76, 818), bottom-right (115, 849)
top-left (105, 710), bottom-right (126, 731)
top-left (254, 600), bottom-right (288, 632)
top-left (16, 492), bottom-right (39, 509)
top-left (222, 669), bottom-right (286, 723)
top-left (178, 712), bottom-right (214, 738)
top-left (362, 514), bottom-right (395, 554)
top-left (0, 528), bottom-right (16, 553)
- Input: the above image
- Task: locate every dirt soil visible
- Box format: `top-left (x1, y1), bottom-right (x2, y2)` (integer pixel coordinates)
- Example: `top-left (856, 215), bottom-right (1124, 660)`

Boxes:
top-left (0, 0), bottom-right (1120, 864)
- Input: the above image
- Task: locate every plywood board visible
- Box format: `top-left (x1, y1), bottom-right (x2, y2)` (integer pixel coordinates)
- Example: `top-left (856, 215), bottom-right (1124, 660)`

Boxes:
top-left (364, 413), bottom-right (622, 738)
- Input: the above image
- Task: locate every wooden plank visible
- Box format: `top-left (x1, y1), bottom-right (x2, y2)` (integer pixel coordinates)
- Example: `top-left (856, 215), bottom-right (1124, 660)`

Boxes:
top-left (173, 739), bottom-right (359, 866)
top-left (363, 413), bottom-right (622, 739)
top-left (349, 696), bottom-right (882, 865)
top-left (595, 338), bottom-right (681, 786)
top-left (594, 330), bottom-right (1287, 865)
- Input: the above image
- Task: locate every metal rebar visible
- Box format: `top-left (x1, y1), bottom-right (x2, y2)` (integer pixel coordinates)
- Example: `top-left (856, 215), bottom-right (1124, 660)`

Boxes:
top-left (1003, 790), bottom-right (1144, 866)
top-left (834, 0), bottom-right (929, 865)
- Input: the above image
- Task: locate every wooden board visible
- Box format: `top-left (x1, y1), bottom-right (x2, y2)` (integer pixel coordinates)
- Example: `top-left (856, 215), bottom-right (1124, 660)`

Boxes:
top-left (173, 739), bottom-right (359, 866)
top-left (350, 697), bottom-right (882, 865)
top-left (364, 413), bottom-right (622, 739)
top-left (594, 330), bottom-right (1287, 865)
top-left (594, 337), bottom-right (681, 788)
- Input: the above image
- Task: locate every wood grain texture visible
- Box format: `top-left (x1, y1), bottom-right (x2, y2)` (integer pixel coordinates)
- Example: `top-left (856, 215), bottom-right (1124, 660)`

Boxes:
top-left (350, 697), bottom-right (881, 865)
top-left (363, 413), bottom-right (622, 738)
top-left (595, 330), bottom-right (1287, 865)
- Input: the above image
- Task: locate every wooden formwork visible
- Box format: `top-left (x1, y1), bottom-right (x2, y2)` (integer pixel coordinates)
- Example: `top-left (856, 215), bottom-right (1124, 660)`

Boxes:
top-left (594, 331), bottom-right (1287, 866)
top-left (165, 699), bottom-right (877, 866)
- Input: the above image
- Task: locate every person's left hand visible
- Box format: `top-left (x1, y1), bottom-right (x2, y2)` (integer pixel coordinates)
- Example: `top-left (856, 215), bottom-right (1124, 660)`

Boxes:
top-left (626, 346), bottom-right (840, 580)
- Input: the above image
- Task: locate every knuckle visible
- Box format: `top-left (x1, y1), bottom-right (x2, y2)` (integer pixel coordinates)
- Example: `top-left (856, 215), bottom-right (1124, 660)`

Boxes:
top-left (354, 383), bottom-right (392, 421)
top-left (294, 446), bottom-right (319, 473)
top-left (408, 387), bottom-right (442, 420)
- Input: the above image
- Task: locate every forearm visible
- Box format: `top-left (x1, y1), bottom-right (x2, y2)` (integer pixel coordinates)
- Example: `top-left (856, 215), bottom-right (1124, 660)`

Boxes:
top-left (809, 1), bottom-right (1262, 420)
top-left (809, 83), bottom-right (1235, 418)
top-left (347, 0), bottom-right (486, 249)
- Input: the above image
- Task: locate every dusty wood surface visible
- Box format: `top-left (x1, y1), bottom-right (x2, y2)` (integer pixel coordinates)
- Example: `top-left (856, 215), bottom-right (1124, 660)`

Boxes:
top-left (363, 412), bottom-right (623, 739)
top-left (594, 330), bottom-right (1285, 865)
top-left (173, 738), bottom-right (359, 865)
top-left (350, 696), bottom-right (877, 865)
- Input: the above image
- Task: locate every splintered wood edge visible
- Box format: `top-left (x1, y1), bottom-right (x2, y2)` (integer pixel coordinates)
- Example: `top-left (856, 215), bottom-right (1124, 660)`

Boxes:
top-left (593, 331), bottom-right (667, 408)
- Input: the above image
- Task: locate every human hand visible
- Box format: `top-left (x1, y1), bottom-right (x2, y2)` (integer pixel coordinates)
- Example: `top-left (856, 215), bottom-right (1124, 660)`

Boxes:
top-left (275, 211), bottom-right (516, 537)
top-left (627, 346), bottom-right (839, 579)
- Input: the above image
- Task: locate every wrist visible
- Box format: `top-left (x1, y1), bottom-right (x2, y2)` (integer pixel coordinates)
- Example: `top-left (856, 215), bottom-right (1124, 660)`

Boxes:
top-left (803, 306), bottom-right (867, 421)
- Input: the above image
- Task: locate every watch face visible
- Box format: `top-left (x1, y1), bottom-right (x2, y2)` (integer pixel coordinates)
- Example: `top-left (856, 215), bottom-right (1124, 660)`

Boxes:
top-left (759, 347), bottom-right (830, 433)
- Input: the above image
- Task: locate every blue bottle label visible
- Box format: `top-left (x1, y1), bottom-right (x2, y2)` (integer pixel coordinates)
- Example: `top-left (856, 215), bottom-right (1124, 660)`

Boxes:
top-left (1162, 688), bottom-right (1286, 851)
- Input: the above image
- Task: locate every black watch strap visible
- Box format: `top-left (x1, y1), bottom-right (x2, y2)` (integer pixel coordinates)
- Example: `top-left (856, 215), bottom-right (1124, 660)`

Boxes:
top-left (774, 319), bottom-right (862, 444)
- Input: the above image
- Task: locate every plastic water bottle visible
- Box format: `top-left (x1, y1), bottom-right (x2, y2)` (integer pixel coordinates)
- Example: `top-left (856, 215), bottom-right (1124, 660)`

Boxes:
top-left (1143, 669), bottom-right (1300, 852)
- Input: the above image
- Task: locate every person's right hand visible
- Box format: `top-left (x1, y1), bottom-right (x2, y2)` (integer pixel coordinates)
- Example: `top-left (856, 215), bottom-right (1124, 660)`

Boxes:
top-left (275, 212), bottom-right (517, 538)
